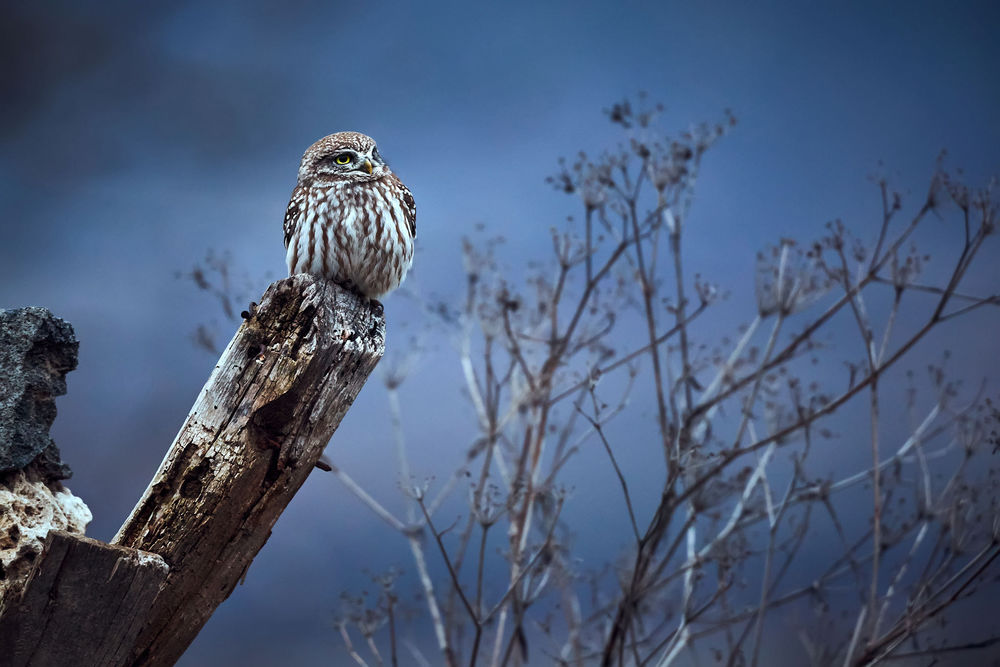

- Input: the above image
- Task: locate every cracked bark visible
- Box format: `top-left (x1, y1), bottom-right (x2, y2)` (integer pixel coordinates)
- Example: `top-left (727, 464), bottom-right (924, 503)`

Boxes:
top-left (105, 274), bottom-right (383, 666)
top-left (0, 276), bottom-right (382, 666)
top-left (0, 531), bottom-right (168, 667)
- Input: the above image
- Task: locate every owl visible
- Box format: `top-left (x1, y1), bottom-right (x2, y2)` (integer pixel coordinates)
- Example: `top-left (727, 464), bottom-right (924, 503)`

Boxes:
top-left (283, 132), bottom-right (416, 301)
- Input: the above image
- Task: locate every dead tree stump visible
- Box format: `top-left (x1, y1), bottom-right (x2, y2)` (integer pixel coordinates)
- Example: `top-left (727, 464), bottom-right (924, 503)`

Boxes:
top-left (0, 275), bottom-right (384, 666)
top-left (113, 275), bottom-right (385, 666)
top-left (0, 532), bottom-right (167, 666)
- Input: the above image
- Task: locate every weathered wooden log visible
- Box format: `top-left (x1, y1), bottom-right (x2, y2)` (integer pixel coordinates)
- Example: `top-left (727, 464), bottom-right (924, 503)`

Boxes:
top-left (0, 531), bottom-right (168, 667)
top-left (112, 274), bottom-right (385, 666)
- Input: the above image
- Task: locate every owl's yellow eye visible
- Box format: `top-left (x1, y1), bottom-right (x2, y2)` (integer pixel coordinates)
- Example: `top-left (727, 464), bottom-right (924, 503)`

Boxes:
top-left (334, 153), bottom-right (352, 165)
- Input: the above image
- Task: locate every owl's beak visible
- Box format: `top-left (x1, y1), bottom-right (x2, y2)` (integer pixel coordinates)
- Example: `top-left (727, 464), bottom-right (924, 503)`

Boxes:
top-left (363, 159), bottom-right (373, 175)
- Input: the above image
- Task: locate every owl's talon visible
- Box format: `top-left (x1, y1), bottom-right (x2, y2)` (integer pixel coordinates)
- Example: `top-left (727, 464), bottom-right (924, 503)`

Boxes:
top-left (330, 279), bottom-right (368, 303)
top-left (241, 302), bottom-right (259, 320)
top-left (369, 299), bottom-right (384, 317)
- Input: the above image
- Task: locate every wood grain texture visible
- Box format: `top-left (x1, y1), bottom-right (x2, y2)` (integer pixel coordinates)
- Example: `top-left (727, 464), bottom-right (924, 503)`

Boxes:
top-left (0, 531), bottom-right (168, 667)
top-left (112, 275), bottom-right (384, 666)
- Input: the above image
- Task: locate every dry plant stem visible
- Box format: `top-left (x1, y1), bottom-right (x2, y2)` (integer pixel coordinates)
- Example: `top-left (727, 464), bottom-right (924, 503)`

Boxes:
top-left (689, 531), bottom-right (874, 640)
top-left (731, 314), bottom-right (785, 449)
top-left (871, 275), bottom-right (996, 303)
top-left (597, 195), bottom-right (708, 661)
top-left (636, 438), bottom-right (783, 624)
top-left (601, 492), bottom-right (676, 665)
top-left (487, 205), bottom-right (663, 663)
top-left (869, 181), bottom-right (893, 271)
top-left (366, 636), bottom-right (384, 666)
top-left (866, 377), bottom-right (882, 625)
top-left (492, 505), bottom-right (563, 660)
top-left (490, 611), bottom-right (507, 667)
top-left (388, 388), bottom-right (412, 499)
top-left (687, 200), bottom-right (933, 428)
top-left (877, 637), bottom-right (1000, 662)
top-left (669, 222), bottom-right (694, 427)
top-left (585, 207), bottom-right (594, 283)
top-left (475, 525), bottom-right (490, 617)
top-left (408, 531), bottom-right (453, 666)
top-left (675, 289), bottom-right (982, 515)
top-left (577, 404), bottom-right (641, 542)
top-left (873, 522), bottom-right (929, 639)
top-left (384, 385), bottom-right (456, 665)
top-left (403, 639), bottom-right (433, 667)
top-left (339, 622), bottom-right (371, 667)
top-left (693, 440), bottom-right (981, 640)
top-left (328, 463), bottom-right (406, 531)
top-left (875, 291), bottom-right (901, 364)
top-left (387, 597), bottom-right (399, 667)
top-left (843, 606), bottom-right (868, 667)
top-left (863, 542), bottom-right (1000, 663)
top-left (692, 314), bottom-right (762, 437)
top-left (416, 499), bottom-right (482, 662)
top-left (452, 329), bottom-right (504, 583)
top-left (625, 177), bottom-right (990, 661)
top-left (321, 105), bottom-right (999, 665)
top-left (748, 461), bottom-right (782, 667)
top-left (626, 198), bottom-right (672, 466)
top-left (549, 303), bottom-right (708, 406)
top-left (835, 227), bottom-right (887, 629)
top-left (652, 584), bottom-right (732, 666)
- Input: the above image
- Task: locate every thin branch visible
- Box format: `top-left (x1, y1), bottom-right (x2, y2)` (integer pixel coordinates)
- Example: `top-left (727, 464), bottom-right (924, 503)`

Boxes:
top-left (577, 404), bottom-right (641, 543)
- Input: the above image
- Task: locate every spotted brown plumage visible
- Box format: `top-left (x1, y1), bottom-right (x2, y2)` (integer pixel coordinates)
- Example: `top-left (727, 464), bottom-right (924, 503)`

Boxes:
top-left (283, 132), bottom-right (416, 300)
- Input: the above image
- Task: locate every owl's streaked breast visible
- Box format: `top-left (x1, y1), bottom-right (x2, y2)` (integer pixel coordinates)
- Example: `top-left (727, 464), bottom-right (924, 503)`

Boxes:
top-left (284, 176), bottom-right (415, 300)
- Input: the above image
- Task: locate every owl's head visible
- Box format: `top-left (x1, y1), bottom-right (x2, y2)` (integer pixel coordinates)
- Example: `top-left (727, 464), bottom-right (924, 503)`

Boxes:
top-left (297, 132), bottom-right (390, 186)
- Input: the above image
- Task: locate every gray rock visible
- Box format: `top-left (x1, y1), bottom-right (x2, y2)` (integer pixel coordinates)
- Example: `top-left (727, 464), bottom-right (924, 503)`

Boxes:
top-left (0, 307), bottom-right (78, 480)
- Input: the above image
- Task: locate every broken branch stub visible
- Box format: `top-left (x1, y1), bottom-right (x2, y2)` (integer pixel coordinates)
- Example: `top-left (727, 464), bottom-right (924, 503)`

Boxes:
top-left (0, 531), bottom-right (168, 667)
top-left (113, 274), bottom-right (384, 666)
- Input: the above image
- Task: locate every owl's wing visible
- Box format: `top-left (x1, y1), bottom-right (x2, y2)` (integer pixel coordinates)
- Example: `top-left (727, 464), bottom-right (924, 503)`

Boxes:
top-left (397, 178), bottom-right (416, 238)
top-left (283, 186), bottom-right (307, 249)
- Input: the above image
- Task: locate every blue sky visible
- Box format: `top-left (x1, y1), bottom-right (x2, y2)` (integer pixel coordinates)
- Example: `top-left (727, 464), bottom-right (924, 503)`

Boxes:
top-left (2, 2), bottom-right (998, 664)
